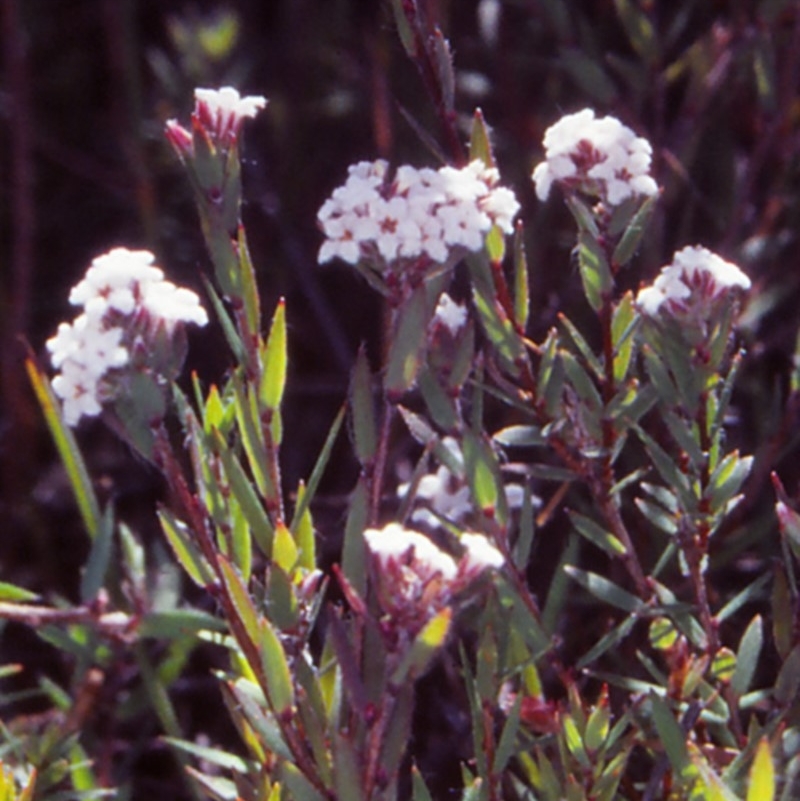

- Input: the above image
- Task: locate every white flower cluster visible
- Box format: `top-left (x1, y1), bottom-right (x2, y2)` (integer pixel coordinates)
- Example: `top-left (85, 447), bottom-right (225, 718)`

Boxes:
top-left (47, 247), bottom-right (208, 426)
top-left (363, 523), bottom-right (504, 625)
top-left (532, 108), bottom-right (659, 206)
top-left (636, 245), bottom-right (751, 317)
top-left (398, 436), bottom-right (526, 531)
top-left (317, 159), bottom-right (520, 269)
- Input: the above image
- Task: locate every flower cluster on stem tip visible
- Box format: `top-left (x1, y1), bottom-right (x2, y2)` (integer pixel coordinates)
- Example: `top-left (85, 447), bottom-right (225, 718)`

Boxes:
top-left (166, 86), bottom-right (267, 158)
top-left (636, 245), bottom-right (751, 318)
top-left (317, 159), bottom-right (520, 272)
top-left (363, 523), bottom-right (504, 635)
top-left (532, 108), bottom-right (658, 206)
top-left (47, 247), bottom-right (208, 426)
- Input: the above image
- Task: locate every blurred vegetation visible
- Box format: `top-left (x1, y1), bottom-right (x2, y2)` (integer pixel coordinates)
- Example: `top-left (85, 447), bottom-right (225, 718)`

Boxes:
top-left (1, 1), bottom-right (800, 799)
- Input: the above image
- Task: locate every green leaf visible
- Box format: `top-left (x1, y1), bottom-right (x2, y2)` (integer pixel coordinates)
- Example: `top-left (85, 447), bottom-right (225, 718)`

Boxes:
top-left (218, 556), bottom-right (261, 648)
top-left (569, 511), bottom-right (627, 557)
top-left (213, 428), bottom-right (274, 557)
top-left (708, 451), bottom-right (753, 511)
top-left (0, 582), bottom-right (38, 603)
top-left (232, 371), bottom-right (273, 501)
top-left (463, 431), bottom-right (504, 520)
top-left (350, 346), bottom-right (377, 465)
top-left (259, 299), bottom-right (287, 411)
top-left (577, 229), bottom-right (613, 311)
top-left (158, 508), bottom-right (214, 588)
top-left (334, 734), bottom-right (367, 801)
top-left (649, 693), bottom-right (690, 774)
top-left (412, 766), bottom-right (434, 801)
top-left (577, 614), bottom-right (637, 669)
top-left (564, 566), bottom-right (644, 614)
top-left (513, 486), bottom-right (537, 570)
top-left (471, 284), bottom-right (525, 371)
top-left (273, 521), bottom-right (300, 574)
top-left (559, 313), bottom-right (604, 380)
top-left (342, 477), bottom-right (369, 596)
top-left (237, 225), bottom-right (261, 337)
top-left (614, 0), bottom-right (657, 62)
top-left (261, 617), bottom-right (295, 715)
top-left (732, 615), bottom-right (763, 697)
top-left (290, 403), bottom-right (346, 536)
top-left (201, 275), bottom-right (249, 366)
top-left (612, 292), bottom-right (638, 383)
top-left (494, 693), bottom-right (522, 773)
top-left (513, 223), bottom-right (530, 331)
top-left (385, 280), bottom-right (437, 396)
top-left (390, 0), bottom-right (417, 57)
top-left (26, 358), bottom-right (102, 540)
top-left (715, 573), bottom-right (772, 624)
top-left (418, 367), bottom-right (458, 431)
top-left (139, 609), bottom-right (226, 638)
top-left (80, 505), bottom-right (115, 602)
top-left (493, 425), bottom-right (545, 448)
top-left (469, 108), bottom-right (494, 167)
top-left (392, 607), bottom-right (452, 685)
top-left (747, 738), bottom-right (775, 801)
top-left (293, 482), bottom-right (316, 571)
top-left (773, 644), bottom-right (800, 705)
top-left (612, 193), bottom-right (659, 266)
top-left (163, 737), bottom-right (249, 774)
top-left (563, 714), bottom-right (591, 769)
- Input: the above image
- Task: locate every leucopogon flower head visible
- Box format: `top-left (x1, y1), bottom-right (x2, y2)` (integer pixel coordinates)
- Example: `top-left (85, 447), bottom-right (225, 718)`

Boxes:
top-left (532, 108), bottom-right (658, 206)
top-left (166, 86), bottom-right (267, 158)
top-left (636, 245), bottom-right (751, 318)
top-left (363, 523), bottom-right (504, 634)
top-left (47, 247), bottom-right (207, 426)
top-left (317, 159), bottom-right (520, 272)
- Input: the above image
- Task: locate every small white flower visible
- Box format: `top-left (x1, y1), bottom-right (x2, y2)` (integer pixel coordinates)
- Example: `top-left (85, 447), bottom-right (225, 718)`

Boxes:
top-left (433, 293), bottom-right (468, 336)
top-left (51, 361), bottom-right (103, 425)
top-left (142, 282), bottom-right (209, 327)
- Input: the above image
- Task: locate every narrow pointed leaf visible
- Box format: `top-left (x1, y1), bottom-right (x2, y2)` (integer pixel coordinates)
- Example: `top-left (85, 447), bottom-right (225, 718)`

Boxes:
top-left (158, 508), bottom-right (214, 588)
top-left (260, 299), bottom-right (287, 411)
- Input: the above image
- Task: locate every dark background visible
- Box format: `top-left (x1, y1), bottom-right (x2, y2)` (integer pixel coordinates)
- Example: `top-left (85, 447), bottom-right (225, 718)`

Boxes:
top-left (1, 1), bottom-right (800, 798)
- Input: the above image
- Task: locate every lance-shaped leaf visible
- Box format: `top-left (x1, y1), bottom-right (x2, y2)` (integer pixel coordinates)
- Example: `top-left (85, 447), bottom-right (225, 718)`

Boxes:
top-left (0, 582), bottom-right (38, 603)
top-left (350, 346), bottom-right (377, 465)
top-left (218, 555), bottom-right (261, 649)
top-left (418, 367), bottom-right (458, 431)
top-left (565, 567), bottom-right (644, 614)
top-left (612, 292), bottom-right (638, 382)
top-left (612, 193), bottom-right (658, 268)
top-left (569, 511), bottom-right (627, 557)
top-left (707, 451), bottom-right (753, 512)
top-left (472, 286), bottom-right (525, 372)
top-left (333, 733), bottom-right (366, 801)
top-left (392, 607), bottom-right (452, 685)
top-left (202, 275), bottom-right (249, 366)
top-left (212, 428), bottom-right (274, 556)
top-left (649, 693), bottom-right (690, 776)
top-left (260, 299), bottom-right (287, 412)
top-left (293, 482), bottom-right (316, 571)
top-left (747, 738), bottom-right (775, 801)
top-left (614, 0), bottom-right (658, 63)
top-left (237, 225), bottom-right (261, 337)
top-left (158, 507), bottom-right (214, 588)
top-left (260, 617), bottom-right (295, 715)
top-left (290, 403), bottom-right (346, 535)
top-left (463, 431), bottom-right (504, 521)
top-left (26, 358), bottom-right (102, 540)
top-left (390, 0), bottom-right (418, 57)
top-left (232, 371), bottom-right (272, 500)
top-left (80, 505), bottom-right (115, 603)
top-left (513, 222), bottom-right (530, 331)
top-left (469, 108), bottom-right (495, 167)
top-left (273, 521), bottom-right (300, 575)
top-left (732, 614), bottom-right (763, 697)
top-left (577, 229), bottom-right (613, 311)
top-left (385, 281), bottom-right (435, 396)
top-left (342, 477), bottom-right (369, 596)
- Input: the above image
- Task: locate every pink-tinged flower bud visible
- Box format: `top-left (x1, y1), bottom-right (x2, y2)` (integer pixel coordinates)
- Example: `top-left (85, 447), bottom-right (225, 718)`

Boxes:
top-left (165, 119), bottom-right (194, 160)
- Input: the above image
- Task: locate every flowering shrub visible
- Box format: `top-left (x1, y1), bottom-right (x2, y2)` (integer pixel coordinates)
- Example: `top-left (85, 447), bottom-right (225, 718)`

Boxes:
top-left (3, 4), bottom-right (800, 801)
